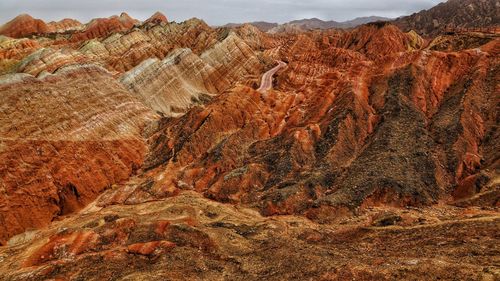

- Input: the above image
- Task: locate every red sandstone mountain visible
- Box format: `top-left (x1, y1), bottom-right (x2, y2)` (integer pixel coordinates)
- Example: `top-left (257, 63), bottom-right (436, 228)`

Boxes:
top-left (0, 4), bottom-right (499, 281)
top-left (0, 14), bottom-right (50, 38)
top-left (0, 12), bottom-right (140, 40)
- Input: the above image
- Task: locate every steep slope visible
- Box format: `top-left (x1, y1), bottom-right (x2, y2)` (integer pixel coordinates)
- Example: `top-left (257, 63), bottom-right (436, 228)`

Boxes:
top-left (393, 0), bottom-right (500, 36)
top-left (336, 23), bottom-right (422, 58)
top-left (0, 13), bottom-right (139, 40)
top-left (118, 31), bottom-right (264, 117)
top-left (79, 18), bottom-right (219, 73)
top-left (0, 36), bottom-right (40, 74)
top-left (46, 19), bottom-right (83, 33)
top-left (119, 49), bottom-right (225, 116)
top-left (13, 48), bottom-right (92, 76)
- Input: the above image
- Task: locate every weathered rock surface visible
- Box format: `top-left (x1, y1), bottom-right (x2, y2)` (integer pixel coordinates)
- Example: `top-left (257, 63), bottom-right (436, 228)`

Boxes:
top-left (119, 32), bottom-right (263, 116)
top-left (13, 48), bottom-right (92, 76)
top-left (0, 15), bottom-right (83, 39)
top-left (0, 65), bottom-right (158, 243)
top-left (0, 191), bottom-right (498, 280)
top-left (0, 15), bottom-right (275, 242)
top-left (79, 18), bottom-right (220, 73)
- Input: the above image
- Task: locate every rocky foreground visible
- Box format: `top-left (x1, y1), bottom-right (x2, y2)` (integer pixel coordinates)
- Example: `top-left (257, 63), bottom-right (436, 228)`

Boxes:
top-left (0, 6), bottom-right (499, 281)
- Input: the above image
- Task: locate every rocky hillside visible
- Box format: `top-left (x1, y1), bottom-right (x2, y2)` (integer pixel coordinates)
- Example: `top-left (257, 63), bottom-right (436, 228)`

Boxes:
top-left (0, 6), bottom-right (498, 281)
top-left (393, 0), bottom-right (500, 36)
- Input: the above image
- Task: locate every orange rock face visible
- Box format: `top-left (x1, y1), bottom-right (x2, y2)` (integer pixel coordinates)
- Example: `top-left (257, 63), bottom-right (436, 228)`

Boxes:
top-left (0, 14), bottom-right (50, 38)
top-left (144, 12), bottom-right (168, 25)
top-left (0, 65), bottom-right (157, 243)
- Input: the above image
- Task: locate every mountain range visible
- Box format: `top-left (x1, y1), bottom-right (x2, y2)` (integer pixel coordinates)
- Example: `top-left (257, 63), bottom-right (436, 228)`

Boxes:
top-left (224, 16), bottom-right (391, 32)
top-left (393, 0), bottom-right (500, 35)
top-left (0, 0), bottom-right (498, 280)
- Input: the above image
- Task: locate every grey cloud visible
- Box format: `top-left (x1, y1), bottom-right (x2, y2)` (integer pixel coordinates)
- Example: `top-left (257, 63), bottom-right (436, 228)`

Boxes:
top-left (0, 0), bottom-right (445, 26)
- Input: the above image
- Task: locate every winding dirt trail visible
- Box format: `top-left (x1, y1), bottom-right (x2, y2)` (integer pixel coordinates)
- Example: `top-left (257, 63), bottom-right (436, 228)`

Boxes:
top-left (257, 61), bottom-right (287, 92)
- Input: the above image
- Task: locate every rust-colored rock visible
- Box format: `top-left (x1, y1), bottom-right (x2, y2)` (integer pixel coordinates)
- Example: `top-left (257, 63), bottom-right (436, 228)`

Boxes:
top-left (0, 14), bottom-right (50, 38)
top-left (0, 14), bottom-right (85, 39)
top-left (0, 65), bottom-right (158, 243)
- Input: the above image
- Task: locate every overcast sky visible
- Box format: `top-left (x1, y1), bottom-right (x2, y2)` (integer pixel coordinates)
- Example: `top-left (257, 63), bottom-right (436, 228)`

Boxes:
top-left (0, 0), bottom-right (446, 26)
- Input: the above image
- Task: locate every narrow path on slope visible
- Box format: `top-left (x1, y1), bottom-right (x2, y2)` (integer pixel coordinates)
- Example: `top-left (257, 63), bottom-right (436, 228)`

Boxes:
top-left (257, 61), bottom-right (287, 93)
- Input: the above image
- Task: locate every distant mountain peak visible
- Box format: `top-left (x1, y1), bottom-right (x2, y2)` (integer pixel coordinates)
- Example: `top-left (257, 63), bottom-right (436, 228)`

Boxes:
top-left (268, 16), bottom-right (392, 33)
top-left (392, 0), bottom-right (500, 36)
top-left (145, 11), bottom-right (168, 25)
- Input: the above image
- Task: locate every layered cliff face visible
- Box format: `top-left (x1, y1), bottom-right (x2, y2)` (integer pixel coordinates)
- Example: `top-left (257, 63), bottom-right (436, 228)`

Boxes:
top-left (140, 24), bottom-right (498, 221)
top-left (0, 10), bottom-right (499, 280)
top-left (0, 65), bottom-right (158, 244)
top-left (119, 48), bottom-right (226, 116)
top-left (118, 30), bottom-right (264, 116)
top-left (0, 14), bottom-right (50, 38)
